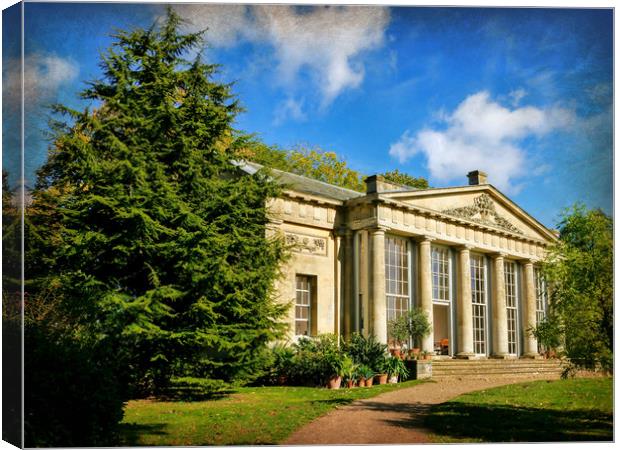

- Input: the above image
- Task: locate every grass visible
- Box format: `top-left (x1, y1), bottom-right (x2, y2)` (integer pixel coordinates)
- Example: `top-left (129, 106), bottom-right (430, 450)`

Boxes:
top-left (120, 380), bottom-right (423, 446)
top-left (425, 377), bottom-right (613, 443)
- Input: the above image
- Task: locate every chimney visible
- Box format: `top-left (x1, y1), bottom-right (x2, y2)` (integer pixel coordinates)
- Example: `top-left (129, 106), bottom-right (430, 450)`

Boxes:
top-left (467, 170), bottom-right (488, 185)
top-left (364, 175), bottom-right (410, 194)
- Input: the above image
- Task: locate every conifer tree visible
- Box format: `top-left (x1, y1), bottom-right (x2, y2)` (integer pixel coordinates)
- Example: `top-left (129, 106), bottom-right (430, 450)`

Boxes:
top-left (29, 9), bottom-right (288, 395)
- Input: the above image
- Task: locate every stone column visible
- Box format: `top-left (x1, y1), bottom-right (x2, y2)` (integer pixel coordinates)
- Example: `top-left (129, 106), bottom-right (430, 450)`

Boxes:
top-left (491, 253), bottom-right (509, 358)
top-left (456, 245), bottom-right (475, 358)
top-left (334, 233), bottom-right (342, 338)
top-left (342, 230), bottom-right (354, 337)
top-left (370, 228), bottom-right (387, 344)
top-left (522, 260), bottom-right (539, 358)
top-left (418, 236), bottom-right (435, 353)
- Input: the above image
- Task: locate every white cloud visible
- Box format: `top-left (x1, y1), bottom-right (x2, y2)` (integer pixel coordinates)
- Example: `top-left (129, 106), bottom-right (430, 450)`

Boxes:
top-left (173, 5), bottom-right (390, 108)
top-left (273, 97), bottom-right (307, 125)
top-left (389, 91), bottom-right (575, 193)
top-left (4, 53), bottom-right (79, 109)
top-left (508, 88), bottom-right (527, 106)
top-left (174, 4), bottom-right (257, 48)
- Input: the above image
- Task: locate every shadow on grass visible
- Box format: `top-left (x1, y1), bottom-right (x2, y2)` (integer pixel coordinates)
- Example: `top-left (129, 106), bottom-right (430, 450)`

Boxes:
top-left (119, 422), bottom-right (168, 446)
top-left (421, 402), bottom-right (613, 442)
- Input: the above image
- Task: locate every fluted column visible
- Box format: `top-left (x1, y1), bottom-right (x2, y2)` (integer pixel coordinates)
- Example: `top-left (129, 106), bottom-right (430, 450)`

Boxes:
top-left (370, 228), bottom-right (387, 344)
top-left (418, 236), bottom-right (434, 353)
top-left (456, 245), bottom-right (475, 358)
top-left (522, 260), bottom-right (539, 358)
top-left (491, 253), bottom-right (509, 358)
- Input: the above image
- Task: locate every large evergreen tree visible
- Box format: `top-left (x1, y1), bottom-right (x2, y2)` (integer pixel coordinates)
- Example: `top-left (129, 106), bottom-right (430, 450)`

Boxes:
top-left (28, 9), bottom-right (287, 396)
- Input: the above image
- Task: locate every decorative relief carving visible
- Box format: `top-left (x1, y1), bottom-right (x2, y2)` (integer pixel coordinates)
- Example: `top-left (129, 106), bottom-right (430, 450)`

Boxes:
top-left (285, 232), bottom-right (328, 256)
top-left (442, 193), bottom-right (522, 234)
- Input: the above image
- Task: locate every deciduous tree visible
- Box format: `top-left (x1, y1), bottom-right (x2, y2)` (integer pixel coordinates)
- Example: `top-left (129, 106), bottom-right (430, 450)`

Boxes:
top-left (540, 205), bottom-right (612, 371)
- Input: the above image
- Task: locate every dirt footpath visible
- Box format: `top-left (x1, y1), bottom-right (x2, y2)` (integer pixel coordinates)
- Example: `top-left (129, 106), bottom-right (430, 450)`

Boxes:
top-left (284, 375), bottom-right (559, 445)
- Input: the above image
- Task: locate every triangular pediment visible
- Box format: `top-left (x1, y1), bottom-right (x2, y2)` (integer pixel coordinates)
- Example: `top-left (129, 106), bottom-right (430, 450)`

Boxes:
top-left (382, 185), bottom-right (556, 242)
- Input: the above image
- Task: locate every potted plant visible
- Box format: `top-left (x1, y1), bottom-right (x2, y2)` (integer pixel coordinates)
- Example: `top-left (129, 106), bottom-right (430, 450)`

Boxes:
top-left (407, 308), bottom-right (432, 352)
top-left (385, 356), bottom-right (409, 383)
top-left (324, 351), bottom-right (346, 389)
top-left (388, 315), bottom-right (410, 357)
top-left (374, 356), bottom-right (389, 385)
top-left (358, 365), bottom-right (375, 387)
top-left (340, 355), bottom-right (358, 389)
top-left (422, 350), bottom-right (433, 360)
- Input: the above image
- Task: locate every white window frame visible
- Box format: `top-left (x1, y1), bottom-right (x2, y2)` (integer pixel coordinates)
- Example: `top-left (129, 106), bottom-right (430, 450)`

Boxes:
top-left (504, 260), bottom-right (519, 355)
top-left (470, 253), bottom-right (488, 356)
top-left (431, 245), bottom-right (452, 304)
top-left (385, 235), bottom-right (410, 322)
top-left (294, 274), bottom-right (313, 337)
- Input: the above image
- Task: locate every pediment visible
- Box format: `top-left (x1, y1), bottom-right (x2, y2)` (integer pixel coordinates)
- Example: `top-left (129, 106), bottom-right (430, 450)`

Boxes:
top-left (383, 186), bottom-right (556, 242)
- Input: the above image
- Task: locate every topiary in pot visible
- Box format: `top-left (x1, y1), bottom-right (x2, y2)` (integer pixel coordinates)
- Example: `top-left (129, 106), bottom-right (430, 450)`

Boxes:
top-left (388, 315), bottom-right (410, 353)
top-left (407, 308), bottom-right (432, 350)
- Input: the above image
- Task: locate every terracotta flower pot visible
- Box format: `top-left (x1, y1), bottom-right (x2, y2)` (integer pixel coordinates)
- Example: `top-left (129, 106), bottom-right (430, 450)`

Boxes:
top-left (346, 379), bottom-right (355, 388)
top-left (375, 373), bottom-right (388, 385)
top-left (358, 377), bottom-right (366, 387)
top-left (277, 375), bottom-right (288, 386)
top-left (365, 377), bottom-right (374, 387)
top-left (327, 376), bottom-right (342, 389)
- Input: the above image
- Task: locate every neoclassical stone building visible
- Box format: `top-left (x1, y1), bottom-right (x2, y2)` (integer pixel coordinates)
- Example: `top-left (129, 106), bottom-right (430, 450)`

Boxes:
top-left (241, 163), bottom-right (555, 359)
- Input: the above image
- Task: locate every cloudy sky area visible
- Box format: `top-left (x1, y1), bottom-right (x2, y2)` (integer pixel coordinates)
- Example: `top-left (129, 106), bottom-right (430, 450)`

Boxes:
top-left (2, 2), bottom-right (613, 227)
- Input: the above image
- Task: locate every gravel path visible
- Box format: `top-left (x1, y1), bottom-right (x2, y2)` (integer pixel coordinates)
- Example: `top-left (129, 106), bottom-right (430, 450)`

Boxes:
top-left (284, 374), bottom-right (559, 445)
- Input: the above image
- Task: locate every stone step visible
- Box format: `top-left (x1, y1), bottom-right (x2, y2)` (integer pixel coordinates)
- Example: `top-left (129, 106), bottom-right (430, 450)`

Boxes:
top-left (433, 367), bottom-right (562, 376)
top-left (431, 361), bottom-right (563, 368)
top-left (429, 358), bottom-right (564, 378)
top-left (431, 363), bottom-right (562, 369)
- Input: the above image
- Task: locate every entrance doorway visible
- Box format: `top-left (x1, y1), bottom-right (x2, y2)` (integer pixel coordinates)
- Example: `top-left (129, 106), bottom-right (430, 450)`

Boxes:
top-left (433, 303), bottom-right (451, 356)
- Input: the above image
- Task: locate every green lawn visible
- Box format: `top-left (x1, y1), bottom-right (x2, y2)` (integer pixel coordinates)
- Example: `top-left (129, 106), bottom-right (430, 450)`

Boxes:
top-left (425, 377), bottom-right (613, 443)
top-left (121, 380), bottom-right (423, 446)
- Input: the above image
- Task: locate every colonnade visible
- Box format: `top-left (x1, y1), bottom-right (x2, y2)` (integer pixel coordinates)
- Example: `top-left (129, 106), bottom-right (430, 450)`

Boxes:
top-left (365, 228), bottom-right (540, 358)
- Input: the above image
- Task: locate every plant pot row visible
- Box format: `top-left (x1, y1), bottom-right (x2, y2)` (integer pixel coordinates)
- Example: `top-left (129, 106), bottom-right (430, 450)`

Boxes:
top-left (328, 373), bottom-right (398, 389)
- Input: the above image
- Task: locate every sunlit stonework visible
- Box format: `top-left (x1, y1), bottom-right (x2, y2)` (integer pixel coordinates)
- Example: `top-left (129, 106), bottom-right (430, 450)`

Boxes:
top-left (240, 163), bottom-right (557, 360)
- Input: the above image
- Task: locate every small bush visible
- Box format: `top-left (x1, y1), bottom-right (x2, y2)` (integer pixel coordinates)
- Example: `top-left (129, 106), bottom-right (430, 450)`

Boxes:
top-left (164, 377), bottom-right (230, 399)
top-left (342, 333), bottom-right (388, 373)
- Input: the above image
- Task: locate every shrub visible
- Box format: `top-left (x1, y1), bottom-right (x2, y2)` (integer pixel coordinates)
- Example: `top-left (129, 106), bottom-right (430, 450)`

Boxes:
top-left (287, 334), bottom-right (345, 386)
top-left (24, 320), bottom-right (126, 447)
top-left (342, 333), bottom-right (388, 373)
top-left (164, 377), bottom-right (229, 400)
top-left (528, 316), bottom-right (562, 354)
top-left (385, 356), bottom-right (410, 380)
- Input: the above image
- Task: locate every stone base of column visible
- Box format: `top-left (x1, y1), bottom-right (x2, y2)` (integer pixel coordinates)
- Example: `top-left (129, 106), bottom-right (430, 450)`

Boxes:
top-left (455, 352), bottom-right (477, 360)
top-left (520, 352), bottom-right (543, 359)
top-left (490, 353), bottom-right (515, 359)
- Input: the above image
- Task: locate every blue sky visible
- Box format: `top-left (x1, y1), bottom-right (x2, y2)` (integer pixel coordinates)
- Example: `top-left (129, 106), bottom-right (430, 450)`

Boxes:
top-left (2, 2), bottom-right (613, 228)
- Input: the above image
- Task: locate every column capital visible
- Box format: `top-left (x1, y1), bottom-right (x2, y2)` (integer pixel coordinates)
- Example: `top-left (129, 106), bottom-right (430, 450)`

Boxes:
top-left (369, 226), bottom-right (388, 235)
top-left (416, 234), bottom-right (436, 244)
top-left (521, 258), bottom-right (536, 267)
top-left (491, 251), bottom-right (508, 259)
top-left (457, 243), bottom-right (475, 252)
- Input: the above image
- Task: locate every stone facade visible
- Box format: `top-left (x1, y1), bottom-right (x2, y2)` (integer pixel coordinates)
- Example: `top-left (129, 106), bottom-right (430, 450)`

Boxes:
top-left (247, 163), bottom-right (555, 359)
